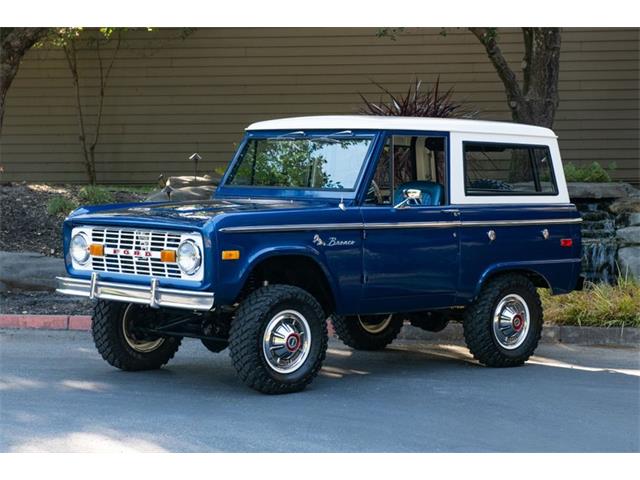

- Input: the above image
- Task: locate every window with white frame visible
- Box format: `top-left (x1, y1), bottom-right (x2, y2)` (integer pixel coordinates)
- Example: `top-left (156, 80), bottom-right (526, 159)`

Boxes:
top-left (463, 142), bottom-right (558, 196)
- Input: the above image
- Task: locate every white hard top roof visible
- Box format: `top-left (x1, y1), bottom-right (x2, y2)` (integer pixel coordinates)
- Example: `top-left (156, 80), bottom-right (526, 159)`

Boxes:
top-left (247, 115), bottom-right (556, 138)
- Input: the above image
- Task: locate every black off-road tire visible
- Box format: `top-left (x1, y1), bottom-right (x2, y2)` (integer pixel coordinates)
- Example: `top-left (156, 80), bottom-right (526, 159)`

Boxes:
top-left (332, 314), bottom-right (404, 351)
top-left (463, 274), bottom-right (543, 367)
top-left (92, 300), bottom-right (182, 371)
top-left (201, 339), bottom-right (228, 353)
top-left (228, 285), bottom-right (328, 394)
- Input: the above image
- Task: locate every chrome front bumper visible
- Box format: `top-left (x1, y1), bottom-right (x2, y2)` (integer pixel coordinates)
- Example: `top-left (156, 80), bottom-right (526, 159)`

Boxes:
top-left (56, 274), bottom-right (215, 311)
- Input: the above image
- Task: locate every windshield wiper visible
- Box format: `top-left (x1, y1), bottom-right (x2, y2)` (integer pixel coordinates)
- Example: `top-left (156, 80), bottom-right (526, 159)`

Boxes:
top-left (267, 130), bottom-right (306, 140)
top-left (326, 130), bottom-right (353, 137)
top-left (267, 130), bottom-right (354, 142)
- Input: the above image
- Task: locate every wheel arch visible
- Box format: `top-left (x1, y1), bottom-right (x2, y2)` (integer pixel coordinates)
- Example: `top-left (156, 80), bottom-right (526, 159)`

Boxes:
top-left (474, 264), bottom-right (552, 299)
top-left (235, 248), bottom-right (338, 315)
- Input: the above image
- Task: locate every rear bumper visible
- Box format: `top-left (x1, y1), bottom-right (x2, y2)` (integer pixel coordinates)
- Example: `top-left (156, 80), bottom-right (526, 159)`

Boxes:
top-left (56, 274), bottom-right (215, 311)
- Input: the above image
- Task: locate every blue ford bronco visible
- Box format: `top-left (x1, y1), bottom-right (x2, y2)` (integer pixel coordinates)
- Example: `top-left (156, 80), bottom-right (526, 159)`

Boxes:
top-left (58, 116), bottom-right (584, 394)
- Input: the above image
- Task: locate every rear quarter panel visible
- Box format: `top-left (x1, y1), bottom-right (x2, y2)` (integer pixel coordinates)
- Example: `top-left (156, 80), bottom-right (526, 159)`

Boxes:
top-left (457, 205), bottom-right (582, 301)
top-left (449, 131), bottom-right (582, 300)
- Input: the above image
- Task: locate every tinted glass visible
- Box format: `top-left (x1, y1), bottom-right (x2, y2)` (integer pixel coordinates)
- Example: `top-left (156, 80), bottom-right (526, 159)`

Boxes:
top-left (227, 136), bottom-right (372, 190)
top-left (464, 142), bottom-right (557, 195)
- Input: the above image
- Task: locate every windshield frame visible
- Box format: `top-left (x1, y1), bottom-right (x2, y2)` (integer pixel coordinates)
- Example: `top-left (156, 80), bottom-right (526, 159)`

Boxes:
top-left (216, 129), bottom-right (383, 201)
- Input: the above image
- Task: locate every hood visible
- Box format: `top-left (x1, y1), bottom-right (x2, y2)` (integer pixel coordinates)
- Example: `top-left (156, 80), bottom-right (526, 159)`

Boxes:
top-left (67, 198), bottom-right (330, 229)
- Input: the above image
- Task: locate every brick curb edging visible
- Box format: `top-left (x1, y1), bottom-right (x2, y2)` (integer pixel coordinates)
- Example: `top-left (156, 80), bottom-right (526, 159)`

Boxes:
top-left (0, 314), bottom-right (91, 331)
top-left (2, 314), bottom-right (638, 346)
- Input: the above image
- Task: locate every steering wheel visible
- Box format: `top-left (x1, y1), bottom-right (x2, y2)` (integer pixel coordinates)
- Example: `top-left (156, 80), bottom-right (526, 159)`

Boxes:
top-left (366, 180), bottom-right (383, 204)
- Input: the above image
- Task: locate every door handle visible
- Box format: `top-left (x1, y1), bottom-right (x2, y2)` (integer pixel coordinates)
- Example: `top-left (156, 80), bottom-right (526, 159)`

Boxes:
top-left (441, 209), bottom-right (460, 216)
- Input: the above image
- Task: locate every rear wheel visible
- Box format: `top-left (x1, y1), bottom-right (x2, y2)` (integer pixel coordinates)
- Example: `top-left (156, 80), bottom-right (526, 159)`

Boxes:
top-left (92, 301), bottom-right (181, 371)
top-left (332, 314), bottom-right (404, 351)
top-left (463, 274), bottom-right (542, 367)
top-left (229, 285), bottom-right (328, 394)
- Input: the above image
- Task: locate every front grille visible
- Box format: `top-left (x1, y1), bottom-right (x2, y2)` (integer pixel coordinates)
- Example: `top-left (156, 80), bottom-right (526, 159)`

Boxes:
top-left (90, 227), bottom-right (184, 279)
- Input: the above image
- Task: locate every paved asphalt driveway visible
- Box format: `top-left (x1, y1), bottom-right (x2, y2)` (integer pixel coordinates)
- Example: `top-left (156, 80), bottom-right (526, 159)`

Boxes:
top-left (1, 330), bottom-right (638, 452)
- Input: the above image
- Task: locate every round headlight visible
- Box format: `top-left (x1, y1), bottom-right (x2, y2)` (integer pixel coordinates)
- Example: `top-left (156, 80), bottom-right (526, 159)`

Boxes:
top-left (71, 233), bottom-right (90, 264)
top-left (177, 240), bottom-right (201, 275)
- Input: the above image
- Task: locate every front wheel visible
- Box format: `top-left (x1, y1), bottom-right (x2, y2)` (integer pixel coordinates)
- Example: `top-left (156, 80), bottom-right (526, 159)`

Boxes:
top-left (463, 274), bottom-right (543, 367)
top-left (92, 301), bottom-right (181, 371)
top-left (332, 314), bottom-right (404, 351)
top-left (228, 285), bottom-right (328, 394)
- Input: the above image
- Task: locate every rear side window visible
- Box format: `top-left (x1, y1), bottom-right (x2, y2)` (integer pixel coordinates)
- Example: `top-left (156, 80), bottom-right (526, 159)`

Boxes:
top-left (464, 142), bottom-right (558, 196)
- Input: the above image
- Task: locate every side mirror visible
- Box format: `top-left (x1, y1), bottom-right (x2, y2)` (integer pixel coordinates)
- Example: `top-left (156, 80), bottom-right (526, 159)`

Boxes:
top-left (394, 188), bottom-right (423, 209)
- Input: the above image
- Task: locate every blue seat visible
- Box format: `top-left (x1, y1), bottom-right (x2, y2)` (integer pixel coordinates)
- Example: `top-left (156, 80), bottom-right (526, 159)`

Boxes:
top-left (394, 181), bottom-right (444, 206)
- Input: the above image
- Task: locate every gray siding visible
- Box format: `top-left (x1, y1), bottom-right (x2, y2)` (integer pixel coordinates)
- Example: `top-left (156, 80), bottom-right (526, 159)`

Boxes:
top-left (1, 27), bottom-right (638, 184)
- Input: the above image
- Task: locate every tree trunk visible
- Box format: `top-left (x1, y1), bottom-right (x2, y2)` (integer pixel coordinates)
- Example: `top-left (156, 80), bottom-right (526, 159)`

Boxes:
top-left (469, 28), bottom-right (561, 129)
top-left (0, 28), bottom-right (50, 134)
top-left (63, 40), bottom-right (96, 184)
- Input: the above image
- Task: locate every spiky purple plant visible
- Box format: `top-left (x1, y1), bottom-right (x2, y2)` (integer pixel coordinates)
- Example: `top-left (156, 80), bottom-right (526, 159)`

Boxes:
top-left (359, 77), bottom-right (477, 118)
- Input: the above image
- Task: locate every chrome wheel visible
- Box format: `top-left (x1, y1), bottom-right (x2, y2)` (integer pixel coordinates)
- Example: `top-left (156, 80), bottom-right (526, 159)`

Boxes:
top-left (492, 294), bottom-right (530, 350)
top-left (357, 314), bottom-right (393, 334)
top-left (121, 304), bottom-right (165, 353)
top-left (262, 309), bottom-right (311, 374)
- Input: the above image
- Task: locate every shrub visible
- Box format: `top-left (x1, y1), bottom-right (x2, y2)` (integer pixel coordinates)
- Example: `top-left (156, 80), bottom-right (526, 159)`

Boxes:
top-left (541, 274), bottom-right (640, 328)
top-left (563, 161), bottom-right (614, 182)
top-left (47, 196), bottom-right (77, 216)
top-left (359, 77), bottom-right (478, 118)
top-left (78, 185), bottom-right (114, 205)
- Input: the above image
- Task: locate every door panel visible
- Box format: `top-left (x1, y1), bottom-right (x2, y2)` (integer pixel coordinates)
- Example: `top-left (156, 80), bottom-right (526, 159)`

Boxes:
top-left (360, 206), bottom-right (459, 312)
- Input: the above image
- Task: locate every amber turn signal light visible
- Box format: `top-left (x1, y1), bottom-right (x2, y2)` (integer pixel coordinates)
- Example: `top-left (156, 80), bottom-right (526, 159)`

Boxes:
top-left (221, 250), bottom-right (240, 260)
top-left (160, 250), bottom-right (177, 262)
top-left (89, 244), bottom-right (104, 256)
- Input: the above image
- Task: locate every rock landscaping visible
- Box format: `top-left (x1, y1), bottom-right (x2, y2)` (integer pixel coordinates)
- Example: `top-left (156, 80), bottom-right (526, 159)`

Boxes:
top-left (569, 182), bottom-right (640, 282)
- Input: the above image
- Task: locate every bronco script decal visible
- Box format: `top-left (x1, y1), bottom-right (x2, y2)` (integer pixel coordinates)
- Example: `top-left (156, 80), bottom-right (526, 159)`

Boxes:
top-left (312, 234), bottom-right (356, 247)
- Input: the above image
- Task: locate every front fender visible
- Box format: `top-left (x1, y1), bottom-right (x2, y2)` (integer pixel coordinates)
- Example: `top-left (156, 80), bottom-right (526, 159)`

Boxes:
top-left (214, 242), bottom-right (340, 307)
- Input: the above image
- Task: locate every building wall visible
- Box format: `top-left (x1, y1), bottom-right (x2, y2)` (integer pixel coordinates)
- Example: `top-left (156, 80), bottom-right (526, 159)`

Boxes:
top-left (1, 27), bottom-right (638, 184)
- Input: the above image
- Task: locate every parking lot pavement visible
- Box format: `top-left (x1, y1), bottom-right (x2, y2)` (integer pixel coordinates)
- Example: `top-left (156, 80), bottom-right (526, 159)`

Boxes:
top-left (1, 329), bottom-right (638, 453)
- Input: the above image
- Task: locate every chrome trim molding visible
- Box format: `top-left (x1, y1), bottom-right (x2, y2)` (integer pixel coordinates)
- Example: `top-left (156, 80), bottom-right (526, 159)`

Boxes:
top-left (219, 217), bottom-right (582, 234)
top-left (365, 221), bottom-right (459, 230)
top-left (459, 218), bottom-right (582, 227)
top-left (219, 223), bottom-right (363, 233)
top-left (56, 276), bottom-right (214, 311)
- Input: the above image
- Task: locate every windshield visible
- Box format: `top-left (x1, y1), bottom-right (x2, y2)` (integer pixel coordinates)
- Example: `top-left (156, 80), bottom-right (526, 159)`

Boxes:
top-left (225, 135), bottom-right (373, 191)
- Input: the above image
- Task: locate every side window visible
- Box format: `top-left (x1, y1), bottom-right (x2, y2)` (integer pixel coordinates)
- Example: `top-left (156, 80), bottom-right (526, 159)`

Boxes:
top-left (464, 142), bottom-right (558, 195)
top-left (364, 135), bottom-right (447, 206)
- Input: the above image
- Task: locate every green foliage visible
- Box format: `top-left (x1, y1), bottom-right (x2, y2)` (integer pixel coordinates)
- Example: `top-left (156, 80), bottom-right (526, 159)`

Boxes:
top-left (541, 274), bottom-right (640, 328)
top-left (230, 138), bottom-right (369, 189)
top-left (78, 185), bottom-right (114, 205)
top-left (37, 27), bottom-right (147, 48)
top-left (563, 161), bottom-right (615, 182)
top-left (376, 28), bottom-right (405, 40)
top-left (47, 196), bottom-right (76, 216)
